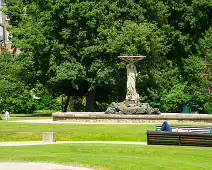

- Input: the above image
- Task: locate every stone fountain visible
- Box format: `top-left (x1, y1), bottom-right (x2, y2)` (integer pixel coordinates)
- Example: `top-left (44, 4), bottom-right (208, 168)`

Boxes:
top-left (52, 58), bottom-right (211, 122)
top-left (105, 56), bottom-right (160, 115)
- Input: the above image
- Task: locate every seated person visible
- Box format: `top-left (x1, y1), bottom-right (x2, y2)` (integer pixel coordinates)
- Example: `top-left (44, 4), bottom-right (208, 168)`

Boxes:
top-left (161, 121), bottom-right (191, 132)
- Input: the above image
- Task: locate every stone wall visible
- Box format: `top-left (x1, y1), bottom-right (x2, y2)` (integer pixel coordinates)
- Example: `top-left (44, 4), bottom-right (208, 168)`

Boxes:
top-left (53, 112), bottom-right (212, 124)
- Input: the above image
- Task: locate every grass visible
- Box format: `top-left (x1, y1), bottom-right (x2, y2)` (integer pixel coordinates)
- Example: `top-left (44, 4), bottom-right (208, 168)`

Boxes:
top-left (0, 121), bottom-right (155, 142)
top-left (1, 115), bottom-right (212, 169)
top-left (0, 144), bottom-right (212, 169)
top-left (0, 115), bottom-right (209, 142)
top-left (0, 112), bottom-right (52, 121)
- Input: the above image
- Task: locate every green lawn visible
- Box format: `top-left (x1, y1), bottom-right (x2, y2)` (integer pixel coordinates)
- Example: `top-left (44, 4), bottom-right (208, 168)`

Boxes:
top-left (0, 121), bottom-right (155, 142)
top-left (1, 113), bottom-right (52, 120)
top-left (0, 144), bottom-right (212, 170)
top-left (1, 116), bottom-right (212, 169)
top-left (0, 117), bottom-right (209, 142)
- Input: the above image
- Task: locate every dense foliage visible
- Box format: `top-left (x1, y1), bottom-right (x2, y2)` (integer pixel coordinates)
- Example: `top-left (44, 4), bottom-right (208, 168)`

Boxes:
top-left (1, 0), bottom-right (211, 113)
top-left (0, 51), bottom-right (60, 113)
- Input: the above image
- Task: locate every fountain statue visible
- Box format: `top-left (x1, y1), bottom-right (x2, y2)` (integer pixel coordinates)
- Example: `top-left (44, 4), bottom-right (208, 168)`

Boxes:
top-left (105, 56), bottom-right (160, 115)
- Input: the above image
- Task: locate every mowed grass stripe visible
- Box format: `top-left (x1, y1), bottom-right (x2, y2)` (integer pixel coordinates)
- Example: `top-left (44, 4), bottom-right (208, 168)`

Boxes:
top-left (0, 144), bottom-right (212, 170)
top-left (0, 121), bottom-right (155, 142)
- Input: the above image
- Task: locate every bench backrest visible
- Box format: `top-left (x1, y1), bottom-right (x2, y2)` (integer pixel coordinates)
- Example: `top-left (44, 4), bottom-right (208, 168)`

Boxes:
top-left (147, 131), bottom-right (212, 147)
top-left (156, 125), bottom-right (212, 134)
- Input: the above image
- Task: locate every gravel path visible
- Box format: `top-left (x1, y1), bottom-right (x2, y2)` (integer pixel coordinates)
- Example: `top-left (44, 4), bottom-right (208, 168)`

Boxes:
top-left (0, 141), bottom-right (147, 146)
top-left (0, 162), bottom-right (93, 170)
top-left (12, 119), bottom-right (156, 124)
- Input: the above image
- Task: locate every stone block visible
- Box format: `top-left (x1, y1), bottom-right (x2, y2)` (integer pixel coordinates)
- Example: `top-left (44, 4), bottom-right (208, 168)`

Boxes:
top-left (43, 132), bottom-right (56, 142)
top-left (118, 102), bottom-right (128, 111)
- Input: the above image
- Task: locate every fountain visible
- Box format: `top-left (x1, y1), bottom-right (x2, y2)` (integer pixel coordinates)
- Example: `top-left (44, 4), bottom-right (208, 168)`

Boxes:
top-left (105, 56), bottom-right (160, 115)
top-left (52, 56), bottom-right (212, 122)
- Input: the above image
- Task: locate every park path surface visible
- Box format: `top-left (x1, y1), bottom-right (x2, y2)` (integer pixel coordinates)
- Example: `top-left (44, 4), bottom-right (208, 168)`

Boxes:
top-left (12, 119), bottom-right (156, 124)
top-left (1, 119), bottom-right (147, 170)
top-left (0, 162), bottom-right (94, 170)
top-left (0, 141), bottom-right (147, 146)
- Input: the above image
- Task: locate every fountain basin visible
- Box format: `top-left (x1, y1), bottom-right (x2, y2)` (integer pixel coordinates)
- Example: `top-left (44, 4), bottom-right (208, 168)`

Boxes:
top-left (52, 112), bottom-right (212, 124)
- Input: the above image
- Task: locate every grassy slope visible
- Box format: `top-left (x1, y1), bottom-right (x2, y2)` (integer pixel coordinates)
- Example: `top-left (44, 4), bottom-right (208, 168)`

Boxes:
top-left (0, 144), bottom-right (211, 170)
top-left (0, 121), bottom-right (155, 142)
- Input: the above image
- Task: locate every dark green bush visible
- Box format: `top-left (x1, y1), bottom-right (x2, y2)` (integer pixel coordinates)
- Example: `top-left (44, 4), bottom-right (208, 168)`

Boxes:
top-left (205, 102), bottom-right (212, 114)
top-left (33, 88), bottom-right (61, 111)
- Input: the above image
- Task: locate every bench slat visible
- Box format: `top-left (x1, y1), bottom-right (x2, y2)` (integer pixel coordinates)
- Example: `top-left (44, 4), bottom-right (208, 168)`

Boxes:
top-left (147, 131), bottom-right (212, 147)
top-left (156, 125), bottom-right (212, 134)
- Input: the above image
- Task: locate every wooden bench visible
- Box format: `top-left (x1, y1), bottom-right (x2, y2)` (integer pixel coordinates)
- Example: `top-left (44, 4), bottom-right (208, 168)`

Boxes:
top-left (147, 131), bottom-right (212, 147)
top-left (156, 125), bottom-right (212, 134)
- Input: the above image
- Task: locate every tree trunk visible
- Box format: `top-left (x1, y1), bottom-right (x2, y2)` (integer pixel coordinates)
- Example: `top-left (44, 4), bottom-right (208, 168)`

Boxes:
top-left (86, 90), bottom-right (95, 111)
top-left (118, 77), bottom-right (127, 102)
top-left (63, 95), bottom-right (71, 112)
top-left (118, 84), bottom-right (126, 102)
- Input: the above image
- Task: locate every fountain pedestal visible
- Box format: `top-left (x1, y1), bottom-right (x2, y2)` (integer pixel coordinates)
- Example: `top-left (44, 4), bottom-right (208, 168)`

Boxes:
top-left (105, 56), bottom-right (160, 115)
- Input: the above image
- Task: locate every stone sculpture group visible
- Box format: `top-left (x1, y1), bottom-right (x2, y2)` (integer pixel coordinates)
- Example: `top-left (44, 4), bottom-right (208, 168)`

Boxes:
top-left (105, 56), bottom-right (160, 115)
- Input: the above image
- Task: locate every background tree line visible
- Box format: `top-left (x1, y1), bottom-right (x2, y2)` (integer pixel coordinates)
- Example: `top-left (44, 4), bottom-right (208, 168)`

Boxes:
top-left (0, 0), bottom-right (211, 113)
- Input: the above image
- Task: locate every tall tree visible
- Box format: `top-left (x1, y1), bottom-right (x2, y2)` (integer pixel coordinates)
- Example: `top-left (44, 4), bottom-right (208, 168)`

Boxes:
top-left (0, 50), bottom-right (36, 113)
top-left (138, 0), bottom-right (212, 112)
top-left (6, 0), bottom-right (170, 111)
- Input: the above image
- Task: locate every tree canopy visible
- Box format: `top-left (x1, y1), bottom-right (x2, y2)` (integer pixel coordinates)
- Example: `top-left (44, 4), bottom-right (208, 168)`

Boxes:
top-left (2, 0), bottom-right (211, 113)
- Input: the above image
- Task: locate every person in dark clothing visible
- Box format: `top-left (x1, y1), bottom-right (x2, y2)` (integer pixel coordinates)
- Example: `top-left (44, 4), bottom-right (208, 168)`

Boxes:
top-left (161, 121), bottom-right (191, 132)
top-left (161, 121), bottom-right (172, 132)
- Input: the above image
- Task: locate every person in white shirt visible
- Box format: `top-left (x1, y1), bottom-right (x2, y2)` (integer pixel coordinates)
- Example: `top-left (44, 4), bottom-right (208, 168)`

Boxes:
top-left (3, 110), bottom-right (10, 120)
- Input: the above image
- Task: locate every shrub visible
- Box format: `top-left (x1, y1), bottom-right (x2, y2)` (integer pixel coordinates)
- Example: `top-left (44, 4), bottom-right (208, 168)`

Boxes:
top-left (205, 102), bottom-right (212, 114)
